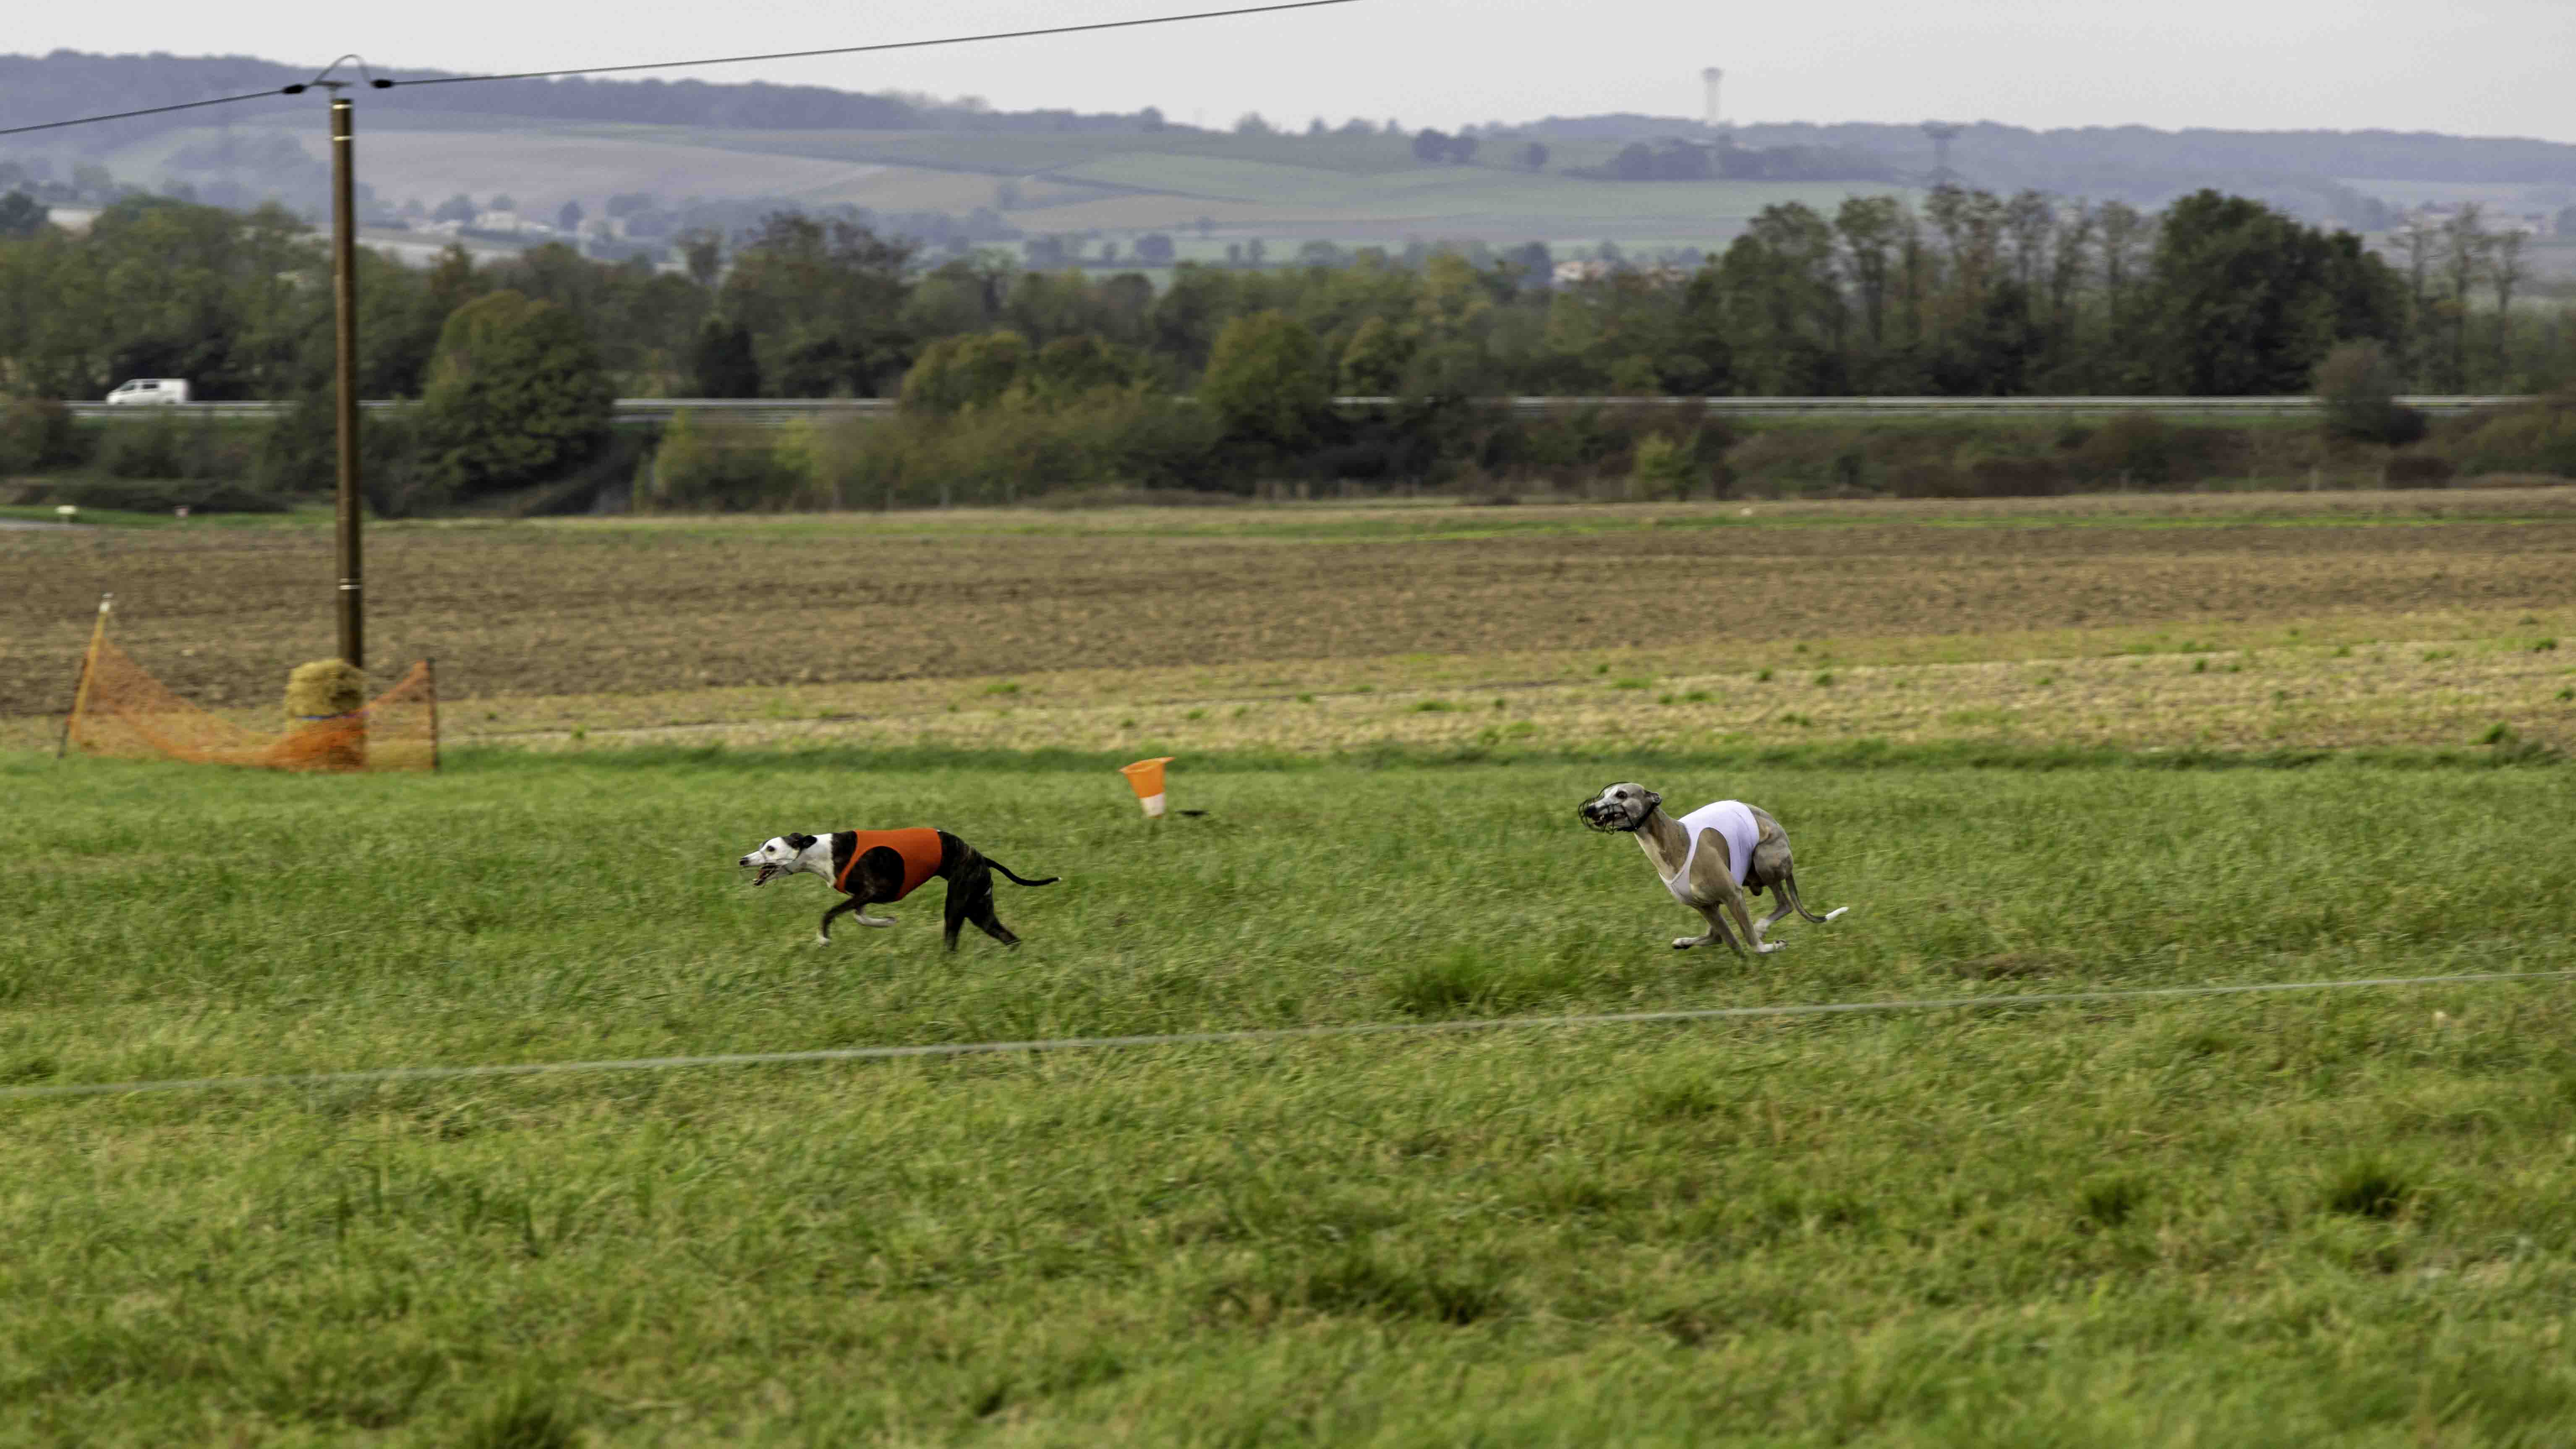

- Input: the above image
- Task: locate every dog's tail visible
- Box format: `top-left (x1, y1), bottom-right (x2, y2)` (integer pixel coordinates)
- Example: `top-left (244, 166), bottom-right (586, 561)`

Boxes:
top-left (990, 859), bottom-right (1059, 888)
top-left (1782, 872), bottom-right (1847, 925)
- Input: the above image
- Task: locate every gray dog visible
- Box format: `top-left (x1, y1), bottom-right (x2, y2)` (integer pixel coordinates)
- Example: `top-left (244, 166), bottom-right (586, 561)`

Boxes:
top-left (1579, 783), bottom-right (1847, 953)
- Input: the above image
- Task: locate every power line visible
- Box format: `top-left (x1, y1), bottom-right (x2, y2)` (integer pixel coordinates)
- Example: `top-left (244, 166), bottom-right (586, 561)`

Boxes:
top-left (0, 969), bottom-right (2562, 1104)
top-left (0, 88), bottom-right (301, 139)
top-left (380, 0), bottom-right (1364, 88)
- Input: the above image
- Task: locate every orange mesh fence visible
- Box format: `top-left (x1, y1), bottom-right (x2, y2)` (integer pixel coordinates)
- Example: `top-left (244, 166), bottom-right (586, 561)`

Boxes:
top-left (65, 635), bottom-right (438, 772)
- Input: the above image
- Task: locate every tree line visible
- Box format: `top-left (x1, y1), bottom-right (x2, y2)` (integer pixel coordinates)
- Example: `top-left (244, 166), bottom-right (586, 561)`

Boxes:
top-left (9, 184), bottom-right (2570, 407)
top-left (6, 185), bottom-right (2576, 513)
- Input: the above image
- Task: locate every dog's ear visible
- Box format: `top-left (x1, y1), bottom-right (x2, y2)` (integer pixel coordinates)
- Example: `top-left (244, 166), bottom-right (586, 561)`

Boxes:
top-left (1639, 790), bottom-right (1661, 814)
top-left (785, 833), bottom-right (817, 850)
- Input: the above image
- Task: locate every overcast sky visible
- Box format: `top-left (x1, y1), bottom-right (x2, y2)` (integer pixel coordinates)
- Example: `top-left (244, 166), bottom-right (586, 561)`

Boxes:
top-left (19, 0), bottom-right (2576, 142)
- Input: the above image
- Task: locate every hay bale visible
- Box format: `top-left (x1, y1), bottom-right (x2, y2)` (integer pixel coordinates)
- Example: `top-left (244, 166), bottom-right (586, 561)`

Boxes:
top-left (284, 659), bottom-right (367, 718)
top-left (281, 658), bottom-right (368, 769)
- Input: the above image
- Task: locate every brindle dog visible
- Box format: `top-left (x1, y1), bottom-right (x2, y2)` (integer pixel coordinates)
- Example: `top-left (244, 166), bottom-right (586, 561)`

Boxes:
top-left (1578, 783), bottom-right (1845, 953)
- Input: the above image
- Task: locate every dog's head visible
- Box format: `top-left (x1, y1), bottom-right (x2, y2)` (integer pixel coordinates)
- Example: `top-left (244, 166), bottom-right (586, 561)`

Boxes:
top-left (737, 832), bottom-right (818, 886)
top-left (1578, 783), bottom-right (1662, 833)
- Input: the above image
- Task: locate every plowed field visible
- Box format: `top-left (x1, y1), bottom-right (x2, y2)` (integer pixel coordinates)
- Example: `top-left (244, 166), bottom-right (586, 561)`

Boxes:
top-left (9, 492), bottom-right (2575, 729)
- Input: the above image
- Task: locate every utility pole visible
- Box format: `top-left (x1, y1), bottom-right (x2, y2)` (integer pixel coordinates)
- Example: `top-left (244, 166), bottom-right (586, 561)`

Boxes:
top-left (329, 89), bottom-right (363, 668)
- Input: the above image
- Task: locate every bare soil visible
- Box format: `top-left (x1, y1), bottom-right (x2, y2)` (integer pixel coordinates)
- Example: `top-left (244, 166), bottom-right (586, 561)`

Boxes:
top-left (6, 491), bottom-right (2572, 753)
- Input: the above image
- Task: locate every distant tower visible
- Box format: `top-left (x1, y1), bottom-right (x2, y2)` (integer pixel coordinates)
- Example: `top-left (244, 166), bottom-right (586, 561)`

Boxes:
top-left (1701, 68), bottom-right (1724, 130)
top-left (1921, 120), bottom-right (1962, 185)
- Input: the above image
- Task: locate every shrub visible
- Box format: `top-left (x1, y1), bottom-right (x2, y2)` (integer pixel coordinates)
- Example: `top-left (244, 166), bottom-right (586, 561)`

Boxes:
top-left (2381, 451), bottom-right (2456, 489)
top-left (91, 413), bottom-right (256, 481)
top-left (1718, 428), bottom-right (1858, 496)
top-left (2072, 412), bottom-right (2177, 485)
top-left (1967, 455), bottom-right (2066, 497)
top-left (2067, 413), bottom-right (2242, 488)
top-left (0, 397), bottom-right (82, 473)
top-left (42, 476), bottom-right (290, 514)
top-left (1885, 462), bottom-right (1969, 499)
top-left (2441, 395), bottom-right (2576, 479)
top-left (2314, 339), bottom-right (2424, 445)
top-left (637, 411), bottom-right (810, 512)
top-left (1629, 432), bottom-right (1698, 499)
top-left (255, 395), bottom-right (437, 512)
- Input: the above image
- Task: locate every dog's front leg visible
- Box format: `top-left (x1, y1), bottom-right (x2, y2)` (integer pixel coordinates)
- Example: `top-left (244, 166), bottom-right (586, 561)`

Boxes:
top-left (1675, 906), bottom-right (1743, 955)
top-left (815, 897), bottom-right (860, 946)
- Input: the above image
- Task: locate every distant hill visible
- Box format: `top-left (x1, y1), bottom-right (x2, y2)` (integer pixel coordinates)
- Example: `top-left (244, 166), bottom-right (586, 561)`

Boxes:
top-left (0, 50), bottom-right (1155, 149)
top-left (1534, 112), bottom-right (2576, 184)
top-left (8, 50), bottom-right (2576, 252)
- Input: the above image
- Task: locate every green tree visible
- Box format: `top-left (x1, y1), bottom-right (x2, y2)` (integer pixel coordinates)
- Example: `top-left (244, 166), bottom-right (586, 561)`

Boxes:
top-left (1712, 203), bottom-right (1846, 394)
top-left (418, 290), bottom-right (613, 497)
top-left (1834, 196), bottom-right (1901, 354)
top-left (1199, 310), bottom-right (1329, 449)
top-left (2147, 190), bottom-right (2401, 395)
top-left (1147, 265), bottom-right (1244, 376)
top-left (2438, 205), bottom-right (2492, 389)
top-left (1017, 334), bottom-right (1152, 405)
top-left (0, 197), bottom-right (316, 399)
top-left (688, 318), bottom-right (761, 397)
top-left (900, 331), bottom-right (1030, 414)
top-left (0, 192), bottom-right (44, 238)
top-left (719, 214), bottom-right (915, 397)
top-left (1338, 315), bottom-right (1409, 394)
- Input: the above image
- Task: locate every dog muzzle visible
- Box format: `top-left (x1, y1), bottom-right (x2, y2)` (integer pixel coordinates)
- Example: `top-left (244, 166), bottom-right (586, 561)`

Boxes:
top-left (742, 859), bottom-right (784, 886)
top-left (1579, 802), bottom-right (1638, 833)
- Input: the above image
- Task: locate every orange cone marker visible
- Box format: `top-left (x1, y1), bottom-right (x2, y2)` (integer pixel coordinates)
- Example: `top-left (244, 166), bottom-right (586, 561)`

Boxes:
top-left (1120, 757), bottom-right (1175, 818)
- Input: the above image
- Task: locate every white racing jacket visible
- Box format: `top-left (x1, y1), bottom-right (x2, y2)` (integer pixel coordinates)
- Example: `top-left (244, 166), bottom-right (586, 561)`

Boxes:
top-left (1663, 799), bottom-right (1760, 905)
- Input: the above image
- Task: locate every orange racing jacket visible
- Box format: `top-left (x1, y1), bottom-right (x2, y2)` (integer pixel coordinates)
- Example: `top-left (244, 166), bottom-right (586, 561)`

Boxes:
top-left (833, 828), bottom-right (946, 900)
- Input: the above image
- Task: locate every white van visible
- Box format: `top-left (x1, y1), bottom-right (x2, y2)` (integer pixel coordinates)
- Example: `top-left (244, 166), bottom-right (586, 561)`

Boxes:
top-left (105, 378), bottom-right (190, 405)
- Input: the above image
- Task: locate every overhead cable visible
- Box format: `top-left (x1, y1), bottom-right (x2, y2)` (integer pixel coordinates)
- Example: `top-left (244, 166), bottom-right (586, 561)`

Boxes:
top-left (0, 88), bottom-right (302, 139)
top-left (378, 0), bottom-right (1363, 88)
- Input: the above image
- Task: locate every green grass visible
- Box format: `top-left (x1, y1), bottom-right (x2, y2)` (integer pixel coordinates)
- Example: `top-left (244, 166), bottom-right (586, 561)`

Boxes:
top-left (4, 747), bottom-right (2576, 1442)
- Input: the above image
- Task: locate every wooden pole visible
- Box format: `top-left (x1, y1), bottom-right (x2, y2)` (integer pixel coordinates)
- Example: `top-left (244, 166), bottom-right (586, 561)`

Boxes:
top-left (56, 592), bottom-right (111, 760)
top-left (331, 93), bottom-right (364, 669)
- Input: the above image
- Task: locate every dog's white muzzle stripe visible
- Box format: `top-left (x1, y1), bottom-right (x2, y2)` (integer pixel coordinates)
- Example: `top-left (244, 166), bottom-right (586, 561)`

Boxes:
top-left (2, 969), bottom-right (2566, 1102)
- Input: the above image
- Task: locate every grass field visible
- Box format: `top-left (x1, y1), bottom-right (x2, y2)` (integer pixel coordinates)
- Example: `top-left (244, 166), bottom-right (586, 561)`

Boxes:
top-left (6, 750), bottom-right (2576, 1443)
top-left (8, 493), bottom-right (2576, 1442)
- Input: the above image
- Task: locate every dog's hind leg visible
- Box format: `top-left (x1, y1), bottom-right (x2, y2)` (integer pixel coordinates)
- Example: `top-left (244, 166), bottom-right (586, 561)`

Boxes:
top-left (949, 871), bottom-right (1023, 948)
top-left (943, 874), bottom-right (1002, 952)
top-left (1735, 903), bottom-right (1782, 953)
top-left (967, 893), bottom-right (1022, 947)
top-left (1753, 895), bottom-right (1800, 948)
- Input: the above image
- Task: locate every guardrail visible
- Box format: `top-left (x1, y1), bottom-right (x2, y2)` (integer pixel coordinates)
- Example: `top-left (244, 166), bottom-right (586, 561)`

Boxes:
top-left (67, 394), bottom-right (2532, 425)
